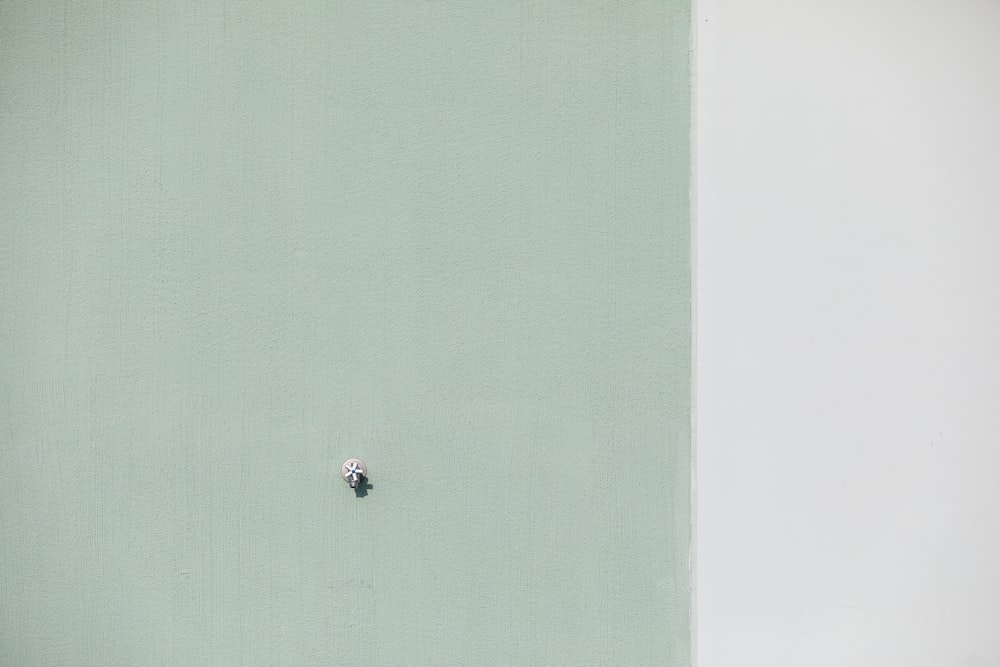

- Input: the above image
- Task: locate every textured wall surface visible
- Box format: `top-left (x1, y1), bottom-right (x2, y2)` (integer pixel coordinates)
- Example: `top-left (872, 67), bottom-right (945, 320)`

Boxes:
top-left (0, 2), bottom-right (690, 664)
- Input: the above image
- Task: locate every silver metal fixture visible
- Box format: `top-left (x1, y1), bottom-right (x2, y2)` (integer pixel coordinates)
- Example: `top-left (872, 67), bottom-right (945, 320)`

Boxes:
top-left (341, 458), bottom-right (367, 488)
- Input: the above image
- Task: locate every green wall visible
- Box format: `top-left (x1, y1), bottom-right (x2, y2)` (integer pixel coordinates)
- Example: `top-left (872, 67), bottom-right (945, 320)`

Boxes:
top-left (0, 1), bottom-right (691, 664)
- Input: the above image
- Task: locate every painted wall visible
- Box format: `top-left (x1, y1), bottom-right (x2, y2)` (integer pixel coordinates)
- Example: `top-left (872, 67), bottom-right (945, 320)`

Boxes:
top-left (696, 1), bottom-right (1000, 664)
top-left (0, 2), bottom-right (691, 665)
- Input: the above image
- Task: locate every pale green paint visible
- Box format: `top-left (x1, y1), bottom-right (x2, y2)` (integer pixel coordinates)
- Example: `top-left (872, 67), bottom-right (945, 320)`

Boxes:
top-left (0, 1), bottom-right (691, 664)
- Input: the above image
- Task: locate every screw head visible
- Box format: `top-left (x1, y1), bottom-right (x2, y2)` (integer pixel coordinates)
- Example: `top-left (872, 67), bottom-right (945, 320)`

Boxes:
top-left (341, 458), bottom-right (367, 488)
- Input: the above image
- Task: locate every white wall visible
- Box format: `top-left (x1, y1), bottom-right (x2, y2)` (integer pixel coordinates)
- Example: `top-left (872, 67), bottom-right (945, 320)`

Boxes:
top-left (695, 1), bottom-right (1000, 665)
